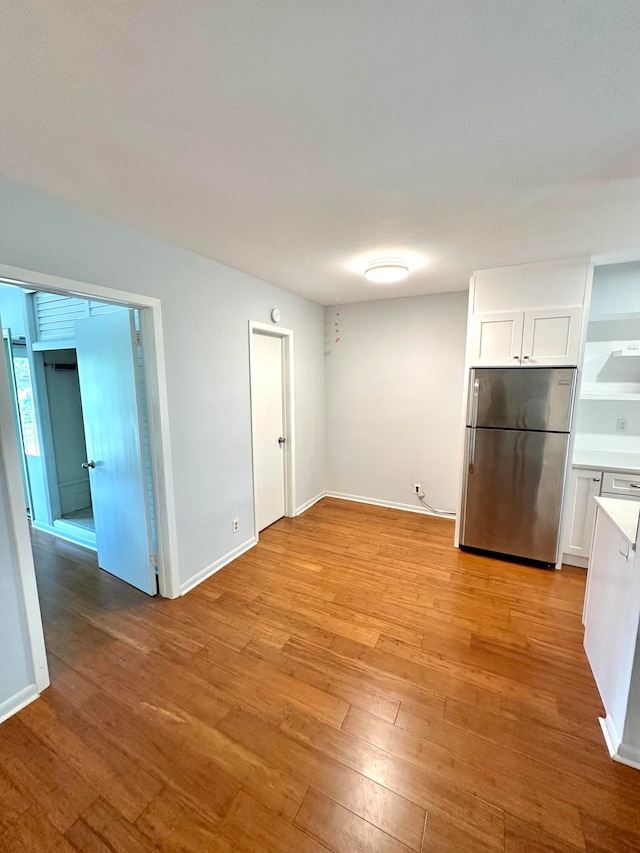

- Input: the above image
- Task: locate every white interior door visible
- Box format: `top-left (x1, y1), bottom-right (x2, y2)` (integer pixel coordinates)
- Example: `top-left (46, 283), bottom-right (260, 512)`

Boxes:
top-left (75, 311), bottom-right (155, 595)
top-left (251, 332), bottom-right (285, 532)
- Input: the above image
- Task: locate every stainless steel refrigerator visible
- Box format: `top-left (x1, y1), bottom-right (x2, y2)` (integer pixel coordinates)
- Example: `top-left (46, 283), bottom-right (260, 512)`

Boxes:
top-left (460, 367), bottom-right (577, 566)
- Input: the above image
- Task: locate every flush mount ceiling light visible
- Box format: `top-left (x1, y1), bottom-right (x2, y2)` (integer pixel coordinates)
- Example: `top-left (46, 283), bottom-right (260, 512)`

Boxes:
top-left (364, 258), bottom-right (410, 284)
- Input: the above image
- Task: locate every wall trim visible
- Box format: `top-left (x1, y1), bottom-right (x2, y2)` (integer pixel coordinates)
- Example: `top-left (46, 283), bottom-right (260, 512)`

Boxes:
top-left (562, 553), bottom-right (589, 569)
top-left (181, 492), bottom-right (325, 596)
top-left (600, 714), bottom-right (640, 771)
top-left (296, 492), bottom-right (326, 515)
top-left (0, 262), bottom-right (180, 599)
top-left (179, 535), bottom-right (257, 596)
top-left (50, 519), bottom-right (97, 551)
top-left (616, 740), bottom-right (640, 771)
top-left (599, 713), bottom-right (621, 759)
top-left (248, 321), bottom-right (296, 541)
top-left (0, 683), bottom-right (39, 725)
top-left (326, 491), bottom-right (457, 519)
top-left (0, 314), bottom-right (49, 692)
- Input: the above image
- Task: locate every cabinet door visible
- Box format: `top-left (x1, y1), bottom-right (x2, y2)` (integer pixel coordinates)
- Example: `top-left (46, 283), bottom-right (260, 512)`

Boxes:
top-left (520, 306), bottom-right (582, 366)
top-left (562, 468), bottom-right (601, 564)
top-left (583, 509), bottom-right (637, 732)
top-left (470, 312), bottom-right (524, 366)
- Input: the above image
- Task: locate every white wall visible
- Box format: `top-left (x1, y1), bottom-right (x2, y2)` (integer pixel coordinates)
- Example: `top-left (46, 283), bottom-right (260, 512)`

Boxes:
top-left (325, 292), bottom-right (468, 514)
top-left (590, 262), bottom-right (640, 316)
top-left (0, 175), bottom-right (326, 593)
top-left (0, 285), bottom-right (26, 333)
top-left (575, 262), bottom-right (640, 451)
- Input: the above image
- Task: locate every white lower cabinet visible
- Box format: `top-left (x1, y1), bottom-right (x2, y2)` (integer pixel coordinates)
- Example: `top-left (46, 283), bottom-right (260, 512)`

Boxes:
top-left (561, 468), bottom-right (602, 566)
top-left (583, 504), bottom-right (640, 767)
top-left (583, 509), bottom-right (635, 724)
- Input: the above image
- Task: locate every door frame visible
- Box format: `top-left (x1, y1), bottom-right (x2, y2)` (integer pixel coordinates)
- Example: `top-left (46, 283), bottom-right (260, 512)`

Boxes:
top-left (0, 262), bottom-right (180, 603)
top-left (0, 317), bottom-right (49, 692)
top-left (248, 321), bottom-right (296, 540)
top-left (2, 327), bottom-right (33, 515)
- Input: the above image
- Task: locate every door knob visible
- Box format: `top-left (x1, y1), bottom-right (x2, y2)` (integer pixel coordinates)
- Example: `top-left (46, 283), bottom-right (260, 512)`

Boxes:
top-left (81, 460), bottom-right (96, 469)
top-left (278, 437), bottom-right (286, 445)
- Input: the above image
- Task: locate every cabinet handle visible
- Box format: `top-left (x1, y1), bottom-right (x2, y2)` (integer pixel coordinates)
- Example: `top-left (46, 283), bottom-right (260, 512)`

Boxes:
top-left (629, 483), bottom-right (640, 489)
top-left (513, 355), bottom-right (520, 360)
top-left (593, 479), bottom-right (600, 482)
top-left (522, 355), bottom-right (530, 360)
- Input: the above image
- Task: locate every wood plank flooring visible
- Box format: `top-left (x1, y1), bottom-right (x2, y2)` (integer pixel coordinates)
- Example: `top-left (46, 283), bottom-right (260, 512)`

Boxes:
top-left (2, 497), bottom-right (640, 851)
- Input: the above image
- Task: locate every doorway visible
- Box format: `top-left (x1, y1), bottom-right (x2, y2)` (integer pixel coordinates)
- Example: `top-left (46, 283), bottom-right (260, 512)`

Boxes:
top-left (0, 266), bottom-right (177, 598)
top-left (0, 263), bottom-right (179, 714)
top-left (249, 321), bottom-right (295, 536)
top-left (0, 287), bottom-right (159, 594)
top-left (41, 347), bottom-right (95, 544)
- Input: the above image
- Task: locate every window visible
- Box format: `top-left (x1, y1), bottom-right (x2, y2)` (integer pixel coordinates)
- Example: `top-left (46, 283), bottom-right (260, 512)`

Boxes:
top-left (13, 356), bottom-right (40, 456)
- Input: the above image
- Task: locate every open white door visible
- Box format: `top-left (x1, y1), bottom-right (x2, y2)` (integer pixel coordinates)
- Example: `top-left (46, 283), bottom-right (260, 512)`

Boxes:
top-left (251, 332), bottom-right (286, 532)
top-left (75, 311), bottom-right (156, 595)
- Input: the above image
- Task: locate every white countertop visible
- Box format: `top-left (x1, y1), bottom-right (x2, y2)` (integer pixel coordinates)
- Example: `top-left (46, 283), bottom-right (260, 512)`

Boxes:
top-left (573, 449), bottom-right (640, 474)
top-left (595, 497), bottom-right (640, 547)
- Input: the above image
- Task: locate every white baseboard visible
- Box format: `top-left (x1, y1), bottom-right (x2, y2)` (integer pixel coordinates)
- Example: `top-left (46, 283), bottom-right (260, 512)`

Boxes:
top-left (600, 714), bottom-right (640, 770)
top-left (296, 492), bottom-right (326, 515)
top-left (179, 536), bottom-right (257, 596)
top-left (616, 740), bottom-right (640, 770)
top-left (326, 491), bottom-right (456, 519)
top-left (33, 520), bottom-right (97, 552)
top-left (562, 553), bottom-right (589, 569)
top-left (0, 683), bottom-right (40, 725)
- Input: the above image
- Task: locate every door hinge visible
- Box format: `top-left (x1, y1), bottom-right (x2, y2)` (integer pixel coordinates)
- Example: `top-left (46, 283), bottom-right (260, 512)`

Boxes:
top-left (149, 552), bottom-right (158, 572)
top-left (133, 329), bottom-right (142, 348)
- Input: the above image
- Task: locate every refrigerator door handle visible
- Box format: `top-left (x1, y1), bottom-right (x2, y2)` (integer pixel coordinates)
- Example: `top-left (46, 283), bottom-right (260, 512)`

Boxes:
top-left (469, 428), bottom-right (477, 474)
top-left (471, 378), bottom-right (480, 428)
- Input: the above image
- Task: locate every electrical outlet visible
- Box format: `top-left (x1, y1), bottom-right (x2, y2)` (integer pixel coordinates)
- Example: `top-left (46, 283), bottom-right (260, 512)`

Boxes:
top-left (617, 419), bottom-right (628, 432)
top-left (232, 518), bottom-right (239, 534)
top-left (414, 482), bottom-right (421, 494)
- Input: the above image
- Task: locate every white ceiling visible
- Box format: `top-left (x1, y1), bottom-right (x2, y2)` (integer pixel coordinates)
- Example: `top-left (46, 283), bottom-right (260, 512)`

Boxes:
top-left (1, 1), bottom-right (640, 304)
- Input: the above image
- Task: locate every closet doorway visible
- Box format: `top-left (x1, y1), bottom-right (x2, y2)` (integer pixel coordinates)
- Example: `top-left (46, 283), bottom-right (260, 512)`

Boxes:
top-left (0, 276), bottom-right (175, 598)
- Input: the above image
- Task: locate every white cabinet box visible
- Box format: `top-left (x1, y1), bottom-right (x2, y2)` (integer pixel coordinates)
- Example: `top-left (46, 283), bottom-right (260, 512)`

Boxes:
top-left (602, 471), bottom-right (640, 498)
top-left (583, 500), bottom-right (640, 768)
top-left (471, 306), bottom-right (582, 367)
top-left (561, 467), bottom-right (601, 567)
top-left (562, 467), bottom-right (640, 568)
top-left (472, 261), bottom-right (591, 314)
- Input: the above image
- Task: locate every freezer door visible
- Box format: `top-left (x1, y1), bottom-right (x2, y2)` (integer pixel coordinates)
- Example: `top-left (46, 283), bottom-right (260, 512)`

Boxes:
top-left (461, 427), bottom-right (570, 563)
top-left (469, 367), bottom-right (576, 432)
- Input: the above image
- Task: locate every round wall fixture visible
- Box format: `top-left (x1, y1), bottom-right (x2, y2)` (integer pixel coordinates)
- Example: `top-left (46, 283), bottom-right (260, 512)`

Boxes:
top-left (364, 258), bottom-right (410, 284)
top-left (270, 307), bottom-right (281, 323)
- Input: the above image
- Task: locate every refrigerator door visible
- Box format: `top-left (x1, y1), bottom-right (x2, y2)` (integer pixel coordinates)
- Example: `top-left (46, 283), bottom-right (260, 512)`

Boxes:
top-left (468, 367), bottom-right (576, 432)
top-left (461, 427), bottom-right (570, 563)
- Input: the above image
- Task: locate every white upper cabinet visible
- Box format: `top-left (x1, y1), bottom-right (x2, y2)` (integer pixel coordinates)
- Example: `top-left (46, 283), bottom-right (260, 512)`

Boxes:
top-left (470, 306), bottom-right (582, 367)
top-left (470, 312), bottom-right (524, 366)
top-left (469, 260), bottom-right (591, 367)
top-left (521, 306), bottom-right (583, 366)
top-left (472, 261), bottom-right (591, 314)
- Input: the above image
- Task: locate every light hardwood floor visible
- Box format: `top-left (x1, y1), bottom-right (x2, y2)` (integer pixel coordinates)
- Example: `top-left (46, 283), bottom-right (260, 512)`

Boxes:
top-left (1, 497), bottom-right (640, 852)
